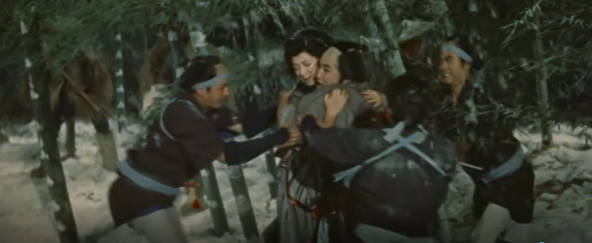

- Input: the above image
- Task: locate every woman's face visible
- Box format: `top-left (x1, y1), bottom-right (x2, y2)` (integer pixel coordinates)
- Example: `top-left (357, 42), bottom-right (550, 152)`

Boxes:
top-left (291, 52), bottom-right (319, 86)
top-left (439, 41), bottom-right (471, 88)
top-left (316, 51), bottom-right (341, 85)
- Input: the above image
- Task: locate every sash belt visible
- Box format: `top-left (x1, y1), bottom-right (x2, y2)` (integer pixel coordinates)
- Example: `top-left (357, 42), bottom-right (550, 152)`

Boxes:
top-left (480, 147), bottom-right (524, 184)
top-left (118, 162), bottom-right (182, 196)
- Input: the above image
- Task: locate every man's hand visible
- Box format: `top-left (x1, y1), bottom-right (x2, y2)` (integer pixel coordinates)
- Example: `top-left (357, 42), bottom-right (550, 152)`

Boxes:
top-left (277, 130), bottom-right (302, 148)
top-left (324, 89), bottom-right (349, 117)
top-left (277, 120), bottom-right (302, 148)
top-left (227, 124), bottom-right (243, 134)
top-left (217, 154), bottom-right (226, 163)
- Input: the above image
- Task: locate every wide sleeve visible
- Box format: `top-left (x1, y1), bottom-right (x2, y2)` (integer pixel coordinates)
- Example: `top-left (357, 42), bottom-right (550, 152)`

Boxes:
top-left (163, 102), bottom-right (224, 170)
top-left (223, 128), bottom-right (289, 165)
top-left (239, 99), bottom-right (278, 138)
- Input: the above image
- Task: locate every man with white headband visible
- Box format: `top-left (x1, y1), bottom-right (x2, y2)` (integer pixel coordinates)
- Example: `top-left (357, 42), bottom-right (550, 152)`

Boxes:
top-left (436, 36), bottom-right (534, 243)
top-left (108, 55), bottom-right (300, 243)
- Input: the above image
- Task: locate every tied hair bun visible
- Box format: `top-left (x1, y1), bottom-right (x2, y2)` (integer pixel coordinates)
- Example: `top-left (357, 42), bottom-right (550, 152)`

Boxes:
top-left (184, 55), bottom-right (212, 68)
top-left (289, 35), bottom-right (329, 48)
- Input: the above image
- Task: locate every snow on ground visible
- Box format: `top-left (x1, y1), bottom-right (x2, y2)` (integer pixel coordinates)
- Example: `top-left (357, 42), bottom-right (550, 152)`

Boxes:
top-left (0, 121), bottom-right (277, 243)
top-left (443, 126), bottom-right (592, 243)
top-left (0, 122), bottom-right (591, 243)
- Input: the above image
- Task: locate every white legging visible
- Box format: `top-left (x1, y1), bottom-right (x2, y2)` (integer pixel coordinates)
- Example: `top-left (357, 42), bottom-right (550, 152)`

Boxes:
top-left (129, 207), bottom-right (189, 243)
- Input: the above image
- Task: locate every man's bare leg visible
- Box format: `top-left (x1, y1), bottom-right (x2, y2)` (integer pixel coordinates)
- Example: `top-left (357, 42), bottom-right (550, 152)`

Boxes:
top-left (471, 203), bottom-right (510, 243)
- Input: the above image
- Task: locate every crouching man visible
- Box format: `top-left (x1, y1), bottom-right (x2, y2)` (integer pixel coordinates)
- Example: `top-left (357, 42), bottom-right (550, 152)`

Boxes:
top-left (108, 55), bottom-right (300, 243)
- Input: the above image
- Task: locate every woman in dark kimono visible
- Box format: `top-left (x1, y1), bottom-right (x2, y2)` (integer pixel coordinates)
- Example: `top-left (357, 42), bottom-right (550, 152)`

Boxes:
top-left (434, 35), bottom-right (535, 243)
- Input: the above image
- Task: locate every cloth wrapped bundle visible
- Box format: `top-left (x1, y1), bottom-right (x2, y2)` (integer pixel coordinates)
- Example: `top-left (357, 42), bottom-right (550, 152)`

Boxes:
top-left (304, 125), bottom-right (457, 242)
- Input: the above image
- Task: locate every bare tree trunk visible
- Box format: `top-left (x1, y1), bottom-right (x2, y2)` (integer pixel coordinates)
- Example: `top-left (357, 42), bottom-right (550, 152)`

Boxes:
top-left (533, 8), bottom-right (553, 148)
top-left (33, 70), bottom-right (80, 243)
top-left (22, 17), bottom-right (80, 241)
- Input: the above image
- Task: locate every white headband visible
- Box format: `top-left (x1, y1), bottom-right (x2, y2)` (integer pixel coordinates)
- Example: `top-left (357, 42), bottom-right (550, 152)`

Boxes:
top-left (191, 71), bottom-right (229, 90)
top-left (442, 44), bottom-right (473, 63)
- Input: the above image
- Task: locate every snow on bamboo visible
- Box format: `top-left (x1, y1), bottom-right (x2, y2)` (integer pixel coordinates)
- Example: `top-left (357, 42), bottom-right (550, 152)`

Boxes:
top-left (114, 33), bottom-right (126, 132)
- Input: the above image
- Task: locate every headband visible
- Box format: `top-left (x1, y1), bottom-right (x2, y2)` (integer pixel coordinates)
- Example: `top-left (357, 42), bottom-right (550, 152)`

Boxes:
top-left (442, 44), bottom-right (473, 63)
top-left (191, 71), bottom-right (229, 90)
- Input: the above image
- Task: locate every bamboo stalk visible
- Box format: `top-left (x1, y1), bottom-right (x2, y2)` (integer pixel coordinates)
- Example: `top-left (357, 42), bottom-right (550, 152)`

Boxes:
top-left (369, 0), bottom-right (406, 77)
top-left (533, 5), bottom-right (553, 148)
top-left (227, 165), bottom-right (260, 242)
top-left (246, 12), bottom-right (279, 200)
top-left (22, 16), bottom-right (81, 243)
top-left (114, 33), bottom-right (127, 132)
top-left (201, 164), bottom-right (230, 236)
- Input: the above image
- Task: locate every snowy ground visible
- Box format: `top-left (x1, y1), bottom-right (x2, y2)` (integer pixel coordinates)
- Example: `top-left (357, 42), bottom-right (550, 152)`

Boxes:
top-left (0, 121), bottom-right (277, 243)
top-left (444, 126), bottom-right (592, 243)
top-left (0, 122), bottom-right (591, 243)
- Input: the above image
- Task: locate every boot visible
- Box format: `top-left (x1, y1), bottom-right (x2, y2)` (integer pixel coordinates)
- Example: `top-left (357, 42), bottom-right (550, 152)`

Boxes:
top-left (95, 132), bottom-right (120, 171)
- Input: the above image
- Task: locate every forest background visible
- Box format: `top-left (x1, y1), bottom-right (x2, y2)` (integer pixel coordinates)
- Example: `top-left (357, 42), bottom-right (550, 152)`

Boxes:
top-left (1, 0), bottom-right (592, 242)
top-left (1, 0), bottom-right (591, 147)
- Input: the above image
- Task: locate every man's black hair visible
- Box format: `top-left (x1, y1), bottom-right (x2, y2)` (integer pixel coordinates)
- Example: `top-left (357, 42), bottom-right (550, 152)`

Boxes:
top-left (328, 41), bottom-right (371, 84)
top-left (327, 41), bottom-right (391, 87)
top-left (178, 55), bottom-right (222, 92)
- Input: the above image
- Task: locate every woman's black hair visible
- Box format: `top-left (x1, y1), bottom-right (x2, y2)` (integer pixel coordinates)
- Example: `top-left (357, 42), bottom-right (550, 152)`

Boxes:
top-left (444, 35), bottom-right (483, 70)
top-left (178, 55), bottom-right (222, 92)
top-left (284, 28), bottom-right (334, 76)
